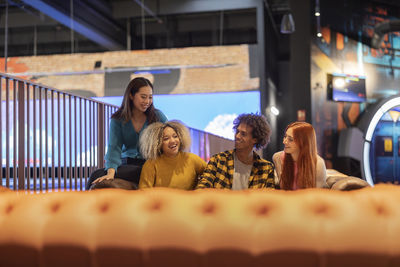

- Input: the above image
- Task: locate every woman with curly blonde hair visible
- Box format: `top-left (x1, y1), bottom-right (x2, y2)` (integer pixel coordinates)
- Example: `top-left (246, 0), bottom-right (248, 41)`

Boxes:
top-left (138, 120), bottom-right (206, 190)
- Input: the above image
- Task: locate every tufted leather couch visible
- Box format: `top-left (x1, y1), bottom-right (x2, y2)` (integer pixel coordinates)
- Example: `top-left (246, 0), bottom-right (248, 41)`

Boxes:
top-left (1, 185), bottom-right (399, 267)
top-left (326, 169), bottom-right (371, 190)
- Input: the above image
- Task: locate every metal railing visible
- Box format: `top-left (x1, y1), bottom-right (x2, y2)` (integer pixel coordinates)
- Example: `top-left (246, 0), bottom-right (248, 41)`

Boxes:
top-left (0, 72), bottom-right (234, 192)
top-left (0, 73), bottom-right (118, 192)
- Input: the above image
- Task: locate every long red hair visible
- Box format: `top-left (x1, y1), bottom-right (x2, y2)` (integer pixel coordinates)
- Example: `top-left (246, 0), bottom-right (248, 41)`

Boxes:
top-left (280, 122), bottom-right (318, 190)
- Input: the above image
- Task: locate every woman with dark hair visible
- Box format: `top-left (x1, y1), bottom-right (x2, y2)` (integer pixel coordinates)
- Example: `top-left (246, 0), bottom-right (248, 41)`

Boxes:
top-left (138, 120), bottom-right (206, 190)
top-left (273, 122), bottom-right (327, 190)
top-left (87, 77), bottom-right (167, 190)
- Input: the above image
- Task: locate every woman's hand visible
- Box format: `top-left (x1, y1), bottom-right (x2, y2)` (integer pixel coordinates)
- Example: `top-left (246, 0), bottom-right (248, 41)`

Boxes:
top-left (93, 168), bottom-right (116, 184)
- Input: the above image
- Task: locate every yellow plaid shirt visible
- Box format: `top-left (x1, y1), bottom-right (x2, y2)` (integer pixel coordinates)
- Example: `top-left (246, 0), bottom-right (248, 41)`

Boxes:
top-left (196, 150), bottom-right (275, 189)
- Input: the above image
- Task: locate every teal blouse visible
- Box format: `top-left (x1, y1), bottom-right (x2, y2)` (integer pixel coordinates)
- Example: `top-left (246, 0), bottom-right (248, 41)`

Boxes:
top-left (105, 109), bottom-right (167, 170)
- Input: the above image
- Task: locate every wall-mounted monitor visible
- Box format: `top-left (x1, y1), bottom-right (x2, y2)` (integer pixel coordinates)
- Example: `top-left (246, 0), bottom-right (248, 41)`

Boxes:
top-left (327, 73), bottom-right (367, 102)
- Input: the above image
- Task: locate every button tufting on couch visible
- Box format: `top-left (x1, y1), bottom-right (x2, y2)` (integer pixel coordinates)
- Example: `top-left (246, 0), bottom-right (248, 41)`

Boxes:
top-left (1, 185), bottom-right (399, 267)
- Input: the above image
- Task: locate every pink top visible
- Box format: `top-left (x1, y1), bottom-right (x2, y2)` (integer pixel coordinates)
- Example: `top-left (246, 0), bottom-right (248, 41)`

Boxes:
top-left (279, 152), bottom-right (298, 190)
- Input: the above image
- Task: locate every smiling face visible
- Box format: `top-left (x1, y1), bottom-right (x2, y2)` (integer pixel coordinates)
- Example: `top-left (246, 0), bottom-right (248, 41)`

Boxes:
top-left (130, 85), bottom-right (153, 113)
top-left (234, 123), bottom-right (257, 152)
top-left (283, 127), bottom-right (300, 160)
top-left (161, 126), bottom-right (181, 157)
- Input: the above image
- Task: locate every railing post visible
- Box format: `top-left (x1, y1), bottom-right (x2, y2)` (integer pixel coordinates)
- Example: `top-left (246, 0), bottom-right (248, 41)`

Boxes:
top-left (97, 103), bottom-right (105, 169)
top-left (17, 80), bottom-right (25, 190)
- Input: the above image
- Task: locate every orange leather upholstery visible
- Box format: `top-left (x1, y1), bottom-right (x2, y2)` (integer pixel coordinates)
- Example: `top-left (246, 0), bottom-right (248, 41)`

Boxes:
top-left (0, 186), bottom-right (11, 192)
top-left (1, 185), bottom-right (399, 267)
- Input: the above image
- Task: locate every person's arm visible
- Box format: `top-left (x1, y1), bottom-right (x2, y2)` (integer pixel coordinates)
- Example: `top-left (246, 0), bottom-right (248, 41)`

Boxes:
top-left (315, 156), bottom-right (328, 188)
top-left (156, 109), bottom-right (168, 123)
top-left (93, 168), bottom-right (115, 184)
top-left (272, 152), bottom-right (282, 187)
top-left (104, 119), bottom-right (124, 171)
top-left (193, 154), bottom-right (207, 176)
top-left (249, 159), bottom-right (275, 189)
top-left (195, 156), bottom-right (219, 189)
top-left (265, 162), bottom-right (275, 188)
top-left (190, 154), bottom-right (207, 188)
top-left (93, 119), bottom-right (123, 184)
top-left (139, 160), bottom-right (156, 189)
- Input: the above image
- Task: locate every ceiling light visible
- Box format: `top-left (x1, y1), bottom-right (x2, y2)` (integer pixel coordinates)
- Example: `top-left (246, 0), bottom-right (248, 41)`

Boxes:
top-left (315, 5), bottom-right (320, 17)
top-left (280, 13), bottom-right (295, 34)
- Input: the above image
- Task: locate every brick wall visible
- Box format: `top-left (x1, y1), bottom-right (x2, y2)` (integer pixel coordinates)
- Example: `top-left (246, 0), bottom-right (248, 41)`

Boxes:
top-left (3, 45), bottom-right (259, 97)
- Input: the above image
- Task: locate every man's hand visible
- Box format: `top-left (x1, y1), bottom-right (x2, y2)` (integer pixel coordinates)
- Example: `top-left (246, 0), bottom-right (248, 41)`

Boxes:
top-left (93, 168), bottom-right (116, 184)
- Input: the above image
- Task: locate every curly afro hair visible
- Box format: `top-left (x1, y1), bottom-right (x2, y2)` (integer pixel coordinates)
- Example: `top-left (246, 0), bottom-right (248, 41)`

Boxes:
top-left (233, 113), bottom-right (271, 150)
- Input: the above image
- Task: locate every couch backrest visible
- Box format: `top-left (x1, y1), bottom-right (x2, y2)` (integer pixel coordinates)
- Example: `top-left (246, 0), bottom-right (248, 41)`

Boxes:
top-left (1, 185), bottom-right (400, 267)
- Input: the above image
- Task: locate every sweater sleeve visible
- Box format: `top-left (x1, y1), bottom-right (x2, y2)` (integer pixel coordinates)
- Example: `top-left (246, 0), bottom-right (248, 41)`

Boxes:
top-left (272, 151), bottom-right (283, 187)
top-left (105, 119), bottom-right (123, 170)
top-left (195, 155), bottom-right (219, 189)
top-left (315, 156), bottom-right (328, 188)
top-left (192, 154), bottom-right (207, 176)
top-left (139, 160), bottom-right (156, 189)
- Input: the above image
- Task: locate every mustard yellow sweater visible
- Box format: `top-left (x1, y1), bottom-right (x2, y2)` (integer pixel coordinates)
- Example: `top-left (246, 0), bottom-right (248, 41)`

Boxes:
top-left (139, 152), bottom-right (207, 190)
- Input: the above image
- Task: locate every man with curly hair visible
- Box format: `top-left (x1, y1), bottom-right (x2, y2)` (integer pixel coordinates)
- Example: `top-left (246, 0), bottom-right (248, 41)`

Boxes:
top-left (196, 113), bottom-right (275, 190)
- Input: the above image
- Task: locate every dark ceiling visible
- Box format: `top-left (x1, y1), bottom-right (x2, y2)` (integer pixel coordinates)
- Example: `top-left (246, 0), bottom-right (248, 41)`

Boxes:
top-left (0, 0), bottom-right (399, 57)
top-left (0, 0), bottom-right (262, 57)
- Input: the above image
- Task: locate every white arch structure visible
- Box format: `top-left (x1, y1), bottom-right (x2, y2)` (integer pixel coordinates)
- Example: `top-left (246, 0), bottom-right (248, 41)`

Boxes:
top-left (360, 95), bottom-right (400, 185)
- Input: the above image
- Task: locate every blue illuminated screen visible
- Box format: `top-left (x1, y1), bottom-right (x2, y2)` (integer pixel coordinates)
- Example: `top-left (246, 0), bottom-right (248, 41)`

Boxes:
top-left (93, 90), bottom-right (261, 140)
top-left (329, 73), bottom-right (367, 103)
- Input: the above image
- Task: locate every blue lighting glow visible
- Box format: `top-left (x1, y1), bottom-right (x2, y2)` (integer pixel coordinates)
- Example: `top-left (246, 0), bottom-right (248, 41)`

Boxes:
top-left (93, 90), bottom-right (261, 139)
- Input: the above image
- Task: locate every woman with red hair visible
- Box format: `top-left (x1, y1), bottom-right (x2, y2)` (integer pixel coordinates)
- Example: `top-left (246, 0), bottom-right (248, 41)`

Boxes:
top-left (273, 122), bottom-right (327, 190)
